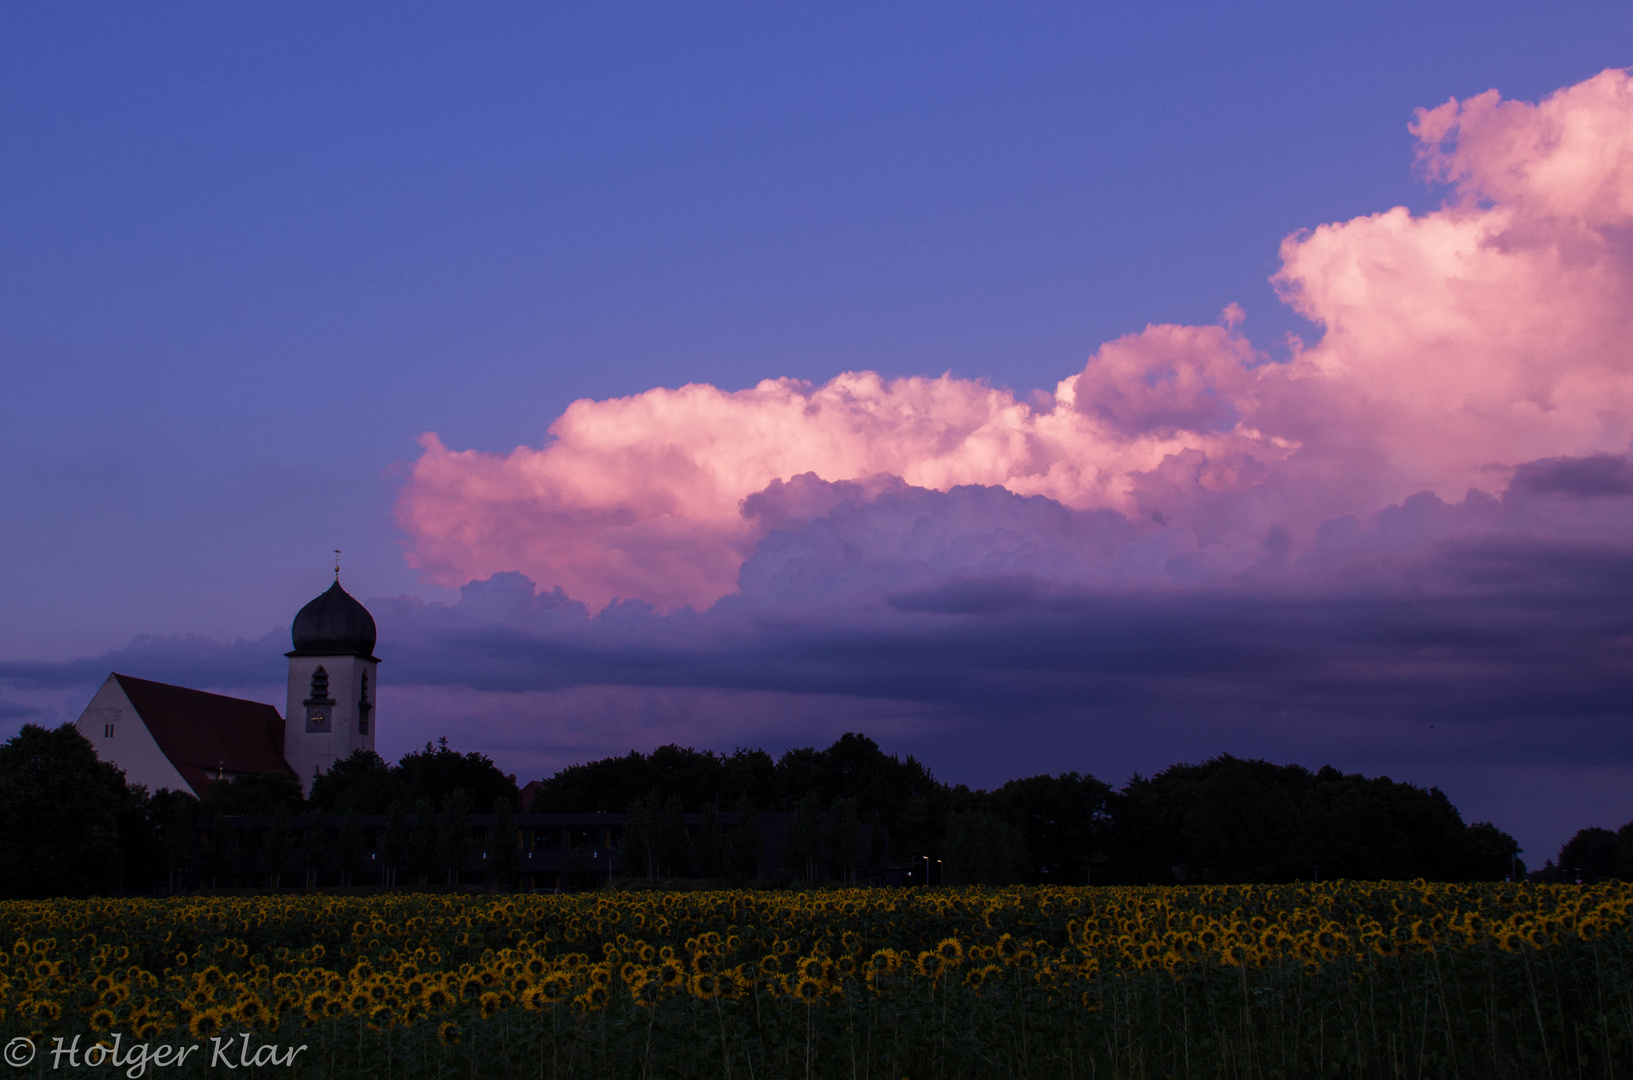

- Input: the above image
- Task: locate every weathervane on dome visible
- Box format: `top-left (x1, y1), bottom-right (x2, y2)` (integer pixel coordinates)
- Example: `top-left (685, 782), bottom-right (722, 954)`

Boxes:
top-left (334, 548), bottom-right (341, 583)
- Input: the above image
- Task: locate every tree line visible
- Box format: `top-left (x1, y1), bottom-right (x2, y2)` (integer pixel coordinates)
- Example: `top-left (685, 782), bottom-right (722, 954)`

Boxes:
top-left (0, 722), bottom-right (1550, 897)
top-left (1552, 820), bottom-right (1633, 883)
top-left (530, 735), bottom-right (1525, 886)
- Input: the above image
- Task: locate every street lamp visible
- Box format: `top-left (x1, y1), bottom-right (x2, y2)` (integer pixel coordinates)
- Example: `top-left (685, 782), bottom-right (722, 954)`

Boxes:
top-left (921, 855), bottom-right (941, 886)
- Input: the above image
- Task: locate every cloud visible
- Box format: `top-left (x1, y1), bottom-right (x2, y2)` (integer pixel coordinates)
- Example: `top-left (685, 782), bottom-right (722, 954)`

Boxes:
top-left (0, 630), bottom-right (287, 692)
top-left (395, 70), bottom-right (1633, 617)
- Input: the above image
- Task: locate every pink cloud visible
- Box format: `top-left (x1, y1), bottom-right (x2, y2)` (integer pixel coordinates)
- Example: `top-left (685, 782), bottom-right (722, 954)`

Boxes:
top-left (397, 69), bottom-right (1633, 613)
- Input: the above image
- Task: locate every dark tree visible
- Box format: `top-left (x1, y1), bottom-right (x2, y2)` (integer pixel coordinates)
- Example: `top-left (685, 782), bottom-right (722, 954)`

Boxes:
top-left (437, 789), bottom-right (473, 885)
top-left (201, 771), bottom-right (304, 816)
top-left (694, 800), bottom-right (727, 878)
top-left (531, 745), bottom-right (775, 813)
top-left (943, 809), bottom-right (1027, 885)
top-left (409, 797), bottom-right (437, 884)
top-left (1559, 827), bottom-right (1621, 882)
top-left (336, 810), bottom-right (367, 887)
top-left (784, 791), bottom-right (824, 881)
top-left (657, 794), bottom-right (689, 877)
top-left (198, 815), bottom-right (235, 890)
top-left (0, 724), bottom-right (128, 898)
top-left (1462, 821), bottom-right (1525, 881)
top-left (727, 794), bottom-right (760, 878)
top-left (310, 749), bottom-right (398, 812)
top-left (150, 788), bottom-right (201, 894)
top-left (623, 792), bottom-right (658, 881)
top-left (988, 772), bottom-right (1113, 884)
top-left (487, 796), bottom-right (517, 890)
top-left (826, 798), bottom-right (864, 884)
top-left (301, 809), bottom-right (331, 886)
top-left (381, 801), bottom-right (411, 887)
top-left (264, 805), bottom-right (298, 888)
top-left (396, 738), bottom-right (517, 813)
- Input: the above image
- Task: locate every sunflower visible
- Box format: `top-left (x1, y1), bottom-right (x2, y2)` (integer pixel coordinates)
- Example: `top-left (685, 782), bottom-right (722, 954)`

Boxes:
top-left (658, 960), bottom-right (685, 989)
top-left (438, 1021), bottom-right (462, 1046)
top-left (233, 995), bottom-right (268, 1026)
top-left (188, 1008), bottom-right (224, 1040)
top-left (935, 938), bottom-right (963, 966)
top-left (32, 999), bottom-right (61, 1023)
top-left (425, 986), bottom-right (451, 1010)
top-left (89, 1007), bottom-right (116, 1031)
top-left (574, 986), bottom-right (609, 1012)
top-left (303, 991), bottom-right (331, 1023)
top-left (794, 977), bottom-right (823, 1004)
top-left (536, 974), bottom-right (571, 1004)
top-left (478, 991), bottom-right (502, 1019)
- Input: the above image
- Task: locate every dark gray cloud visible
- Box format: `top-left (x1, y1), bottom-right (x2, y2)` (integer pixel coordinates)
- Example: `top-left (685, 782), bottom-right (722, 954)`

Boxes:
top-left (0, 630), bottom-right (286, 691)
top-left (8, 457), bottom-right (1633, 859)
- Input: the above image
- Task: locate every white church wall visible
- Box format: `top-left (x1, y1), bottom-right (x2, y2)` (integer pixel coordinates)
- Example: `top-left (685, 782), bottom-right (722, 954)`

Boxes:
top-left (285, 654), bottom-right (377, 792)
top-left (74, 675), bottom-right (193, 796)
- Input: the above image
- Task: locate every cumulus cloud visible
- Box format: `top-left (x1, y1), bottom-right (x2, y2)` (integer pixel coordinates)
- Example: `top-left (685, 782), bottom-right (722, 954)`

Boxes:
top-left (395, 69), bottom-right (1633, 616)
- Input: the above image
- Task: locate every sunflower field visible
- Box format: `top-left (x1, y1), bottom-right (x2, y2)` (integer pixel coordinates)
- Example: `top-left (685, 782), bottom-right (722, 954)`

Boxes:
top-left (0, 881), bottom-right (1628, 1078)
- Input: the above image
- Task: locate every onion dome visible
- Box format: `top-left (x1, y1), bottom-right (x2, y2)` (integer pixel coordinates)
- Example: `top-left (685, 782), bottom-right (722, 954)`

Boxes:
top-left (288, 581), bottom-right (378, 659)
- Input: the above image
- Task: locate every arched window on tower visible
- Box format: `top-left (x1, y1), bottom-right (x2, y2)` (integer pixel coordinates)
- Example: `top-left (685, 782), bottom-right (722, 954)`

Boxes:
top-left (358, 671), bottom-right (372, 736)
top-left (304, 665), bottom-right (334, 734)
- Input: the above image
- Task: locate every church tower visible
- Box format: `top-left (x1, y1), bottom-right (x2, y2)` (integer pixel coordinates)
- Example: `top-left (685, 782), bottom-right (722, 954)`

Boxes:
top-left (285, 571), bottom-right (380, 792)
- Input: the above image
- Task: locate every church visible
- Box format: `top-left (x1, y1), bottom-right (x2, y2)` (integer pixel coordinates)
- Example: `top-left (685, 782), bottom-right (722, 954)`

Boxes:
top-left (74, 576), bottom-right (381, 796)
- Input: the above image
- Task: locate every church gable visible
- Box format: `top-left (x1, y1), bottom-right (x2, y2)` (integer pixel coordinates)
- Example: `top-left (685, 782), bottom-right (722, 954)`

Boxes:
top-left (75, 675), bottom-right (192, 795)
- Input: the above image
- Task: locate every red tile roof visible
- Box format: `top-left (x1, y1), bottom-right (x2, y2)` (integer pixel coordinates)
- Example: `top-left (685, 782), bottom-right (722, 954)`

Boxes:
top-left (520, 779), bottom-right (545, 812)
top-left (114, 673), bottom-right (293, 796)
